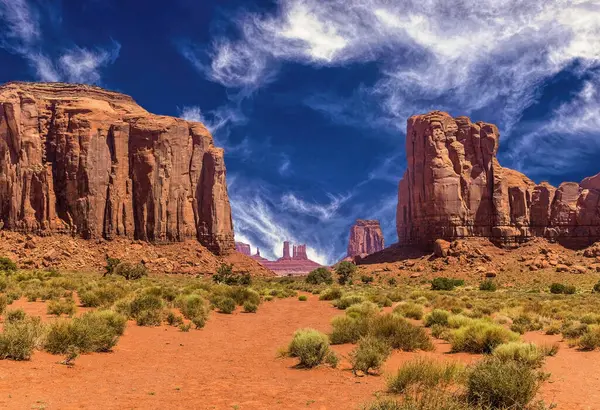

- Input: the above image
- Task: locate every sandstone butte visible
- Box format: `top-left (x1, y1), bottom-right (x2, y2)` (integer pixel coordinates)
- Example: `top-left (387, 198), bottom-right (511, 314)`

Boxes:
top-left (235, 241), bottom-right (322, 275)
top-left (397, 111), bottom-right (600, 249)
top-left (0, 82), bottom-right (234, 255)
top-left (347, 219), bottom-right (385, 258)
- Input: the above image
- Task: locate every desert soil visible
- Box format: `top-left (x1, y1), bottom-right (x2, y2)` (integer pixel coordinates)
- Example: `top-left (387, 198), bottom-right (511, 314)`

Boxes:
top-left (0, 295), bottom-right (598, 410)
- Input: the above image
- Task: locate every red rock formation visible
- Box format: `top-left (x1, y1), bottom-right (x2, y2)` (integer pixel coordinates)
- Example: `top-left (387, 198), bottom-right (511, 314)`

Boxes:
top-left (397, 111), bottom-right (600, 248)
top-left (0, 82), bottom-right (234, 254)
top-left (251, 241), bottom-right (321, 275)
top-left (235, 242), bottom-right (251, 256)
top-left (347, 219), bottom-right (385, 258)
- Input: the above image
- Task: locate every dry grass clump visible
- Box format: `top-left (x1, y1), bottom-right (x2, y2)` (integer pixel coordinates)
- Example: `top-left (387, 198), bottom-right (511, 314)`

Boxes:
top-left (47, 298), bottom-right (76, 316)
top-left (286, 328), bottom-right (338, 368)
top-left (387, 358), bottom-right (464, 394)
top-left (0, 314), bottom-right (44, 360)
top-left (450, 320), bottom-right (519, 353)
top-left (393, 302), bottom-right (424, 320)
top-left (350, 335), bottom-right (391, 375)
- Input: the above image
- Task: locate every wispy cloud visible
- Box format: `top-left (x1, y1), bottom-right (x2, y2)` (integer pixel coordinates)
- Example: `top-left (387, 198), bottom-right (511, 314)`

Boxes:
top-left (281, 192), bottom-right (351, 221)
top-left (0, 0), bottom-right (120, 84)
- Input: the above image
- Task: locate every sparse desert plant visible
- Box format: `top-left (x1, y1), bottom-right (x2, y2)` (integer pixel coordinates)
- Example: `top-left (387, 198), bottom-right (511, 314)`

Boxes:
top-left (361, 275), bottom-right (374, 284)
top-left (0, 315), bottom-right (44, 360)
top-left (431, 277), bottom-right (464, 291)
top-left (212, 263), bottom-right (251, 286)
top-left (5, 308), bottom-right (26, 324)
top-left (549, 282), bottom-right (575, 294)
top-left (330, 314), bottom-right (369, 344)
top-left (424, 309), bottom-right (450, 327)
top-left (492, 342), bottom-right (546, 368)
top-left (387, 358), bottom-right (464, 394)
top-left (561, 321), bottom-right (588, 339)
top-left (243, 301), bottom-right (258, 313)
top-left (350, 335), bottom-right (391, 375)
top-left (0, 257), bottom-right (17, 273)
top-left (479, 280), bottom-right (497, 292)
top-left (166, 312), bottom-right (184, 326)
top-left (334, 294), bottom-right (366, 309)
top-left (336, 261), bottom-right (357, 285)
top-left (45, 310), bottom-right (126, 354)
top-left (287, 328), bottom-right (336, 368)
top-left (129, 293), bottom-right (164, 326)
top-left (214, 296), bottom-right (236, 314)
top-left (369, 314), bottom-right (434, 351)
top-left (192, 315), bottom-right (206, 329)
top-left (0, 294), bottom-right (7, 315)
top-left (466, 357), bottom-right (543, 409)
top-left (393, 302), bottom-right (424, 320)
top-left (47, 298), bottom-right (76, 316)
top-left (305, 267), bottom-right (333, 285)
top-left (114, 262), bottom-right (148, 280)
top-left (319, 287), bottom-right (343, 301)
top-left (103, 257), bottom-right (121, 277)
top-left (577, 325), bottom-right (600, 350)
top-left (298, 295), bottom-right (308, 301)
top-left (179, 323), bottom-right (192, 332)
top-left (450, 320), bottom-right (519, 353)
top-left (175, 294), bottom-right (209, 321)
top-left (593, 280), bottom-right (600, 293)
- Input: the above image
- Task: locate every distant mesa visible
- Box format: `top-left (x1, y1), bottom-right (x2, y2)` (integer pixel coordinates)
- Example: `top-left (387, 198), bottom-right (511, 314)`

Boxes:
top-left (347, 219), bottom-right (385, 260)
top-left (397, 111), bottom-right (600, 249)
top-left (235, 240), bottom-right (321, 275)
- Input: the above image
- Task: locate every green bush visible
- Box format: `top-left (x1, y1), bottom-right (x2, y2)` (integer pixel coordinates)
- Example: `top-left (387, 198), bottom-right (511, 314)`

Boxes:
top-left (563, 284), bottom-right (576, 294)
top-left (387, 358), bottom-right (464, 394)
top-left (306, 267), bottom-right (333, 285)
top-left (79, 291), bottom-right (102, 307)
top-left (479, 280), bottom-right (497, 292)
top-left (175, 294), bottom-right (209, 322)
top-left (350, 335), bottom-right (391, 375)
top-left (0, 257), bottom-right (17, 273)
top-left (577, 325), bottom-right (600, 350)
top-left (192, 315), bottom-right (206, 329)
top-left (214, 297), bottom-right (236, 314)
top-left (0, 294), bottom-right (7, 315)
top-left (45, 310), bottom-right (126, 354)
top-left (450, 320), bottom-right (519, 353)
top-left (166, 312), bottom-right (184, 326)
top-left (5, 309), bottom-right (26, 324)
top-left (492, 342), bottom-right (546, 368)
top-left (330, 315), bottom-right (368, 344)
top-left (550, 283), bottom-right (566, 294)
top-left (287, 328), bottom-right (336, 368)
top-left (593, 281), bottom-right (600, 293)
top-left (370, 314), bottom-right (433, 351)
top-left (298, 295), bottom-right (308, 301)
top-left (424, 309), bottom-right (450, 327)
top-left (336, 261), bottom-right (357, 285)
top-left (129, 293), bottom-right (164, 326)
top-left (334, 294), bottom-right (365, 309)
top-left (103, 257), bottom-right (121, 277)
top-left (213, 263), bottom-right (251, 285)
top-left (319, 287), bottom-right (343, 301)
top-left (114, 262), bottom-right (148, 280)
top-left (467, 357), bottom-right (542, 409)
top-left (431, 277), bottom-right (464, 291)
top-left (561, 321), bottom-right (588, 339)
top-left (393, 302), bottom-right (424, 320)
top-left (361, 275), bottom-right (374, 284)
top-left (243, 301), bottom-right (258, 313)
top-left (47, 298), bottom-right (76, 316)
top-left (0, 316), bottom-right (43, 360)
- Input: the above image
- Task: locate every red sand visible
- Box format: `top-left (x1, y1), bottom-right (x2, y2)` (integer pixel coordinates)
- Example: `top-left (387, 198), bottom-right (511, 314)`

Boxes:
top-left (0, 295), bottom-right (598, 409)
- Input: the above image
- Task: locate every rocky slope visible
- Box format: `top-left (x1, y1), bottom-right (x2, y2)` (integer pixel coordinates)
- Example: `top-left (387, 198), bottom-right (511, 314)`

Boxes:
top-left (397, 111), bottom-right (600, 248)
top-left (347, 219), bottom-right (385, 258)
top-left (0, 82), bottom-right (234, 254)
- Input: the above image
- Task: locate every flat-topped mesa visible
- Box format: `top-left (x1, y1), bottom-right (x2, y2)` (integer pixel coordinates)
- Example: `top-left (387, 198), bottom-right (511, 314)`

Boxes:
top-left (347, 219), bottom-right (385, 258)
top-left (397, 111), bottom-right (600, 248)
top-left (0, 82), bottom-right (234, 254)
top-left (235, 242), bottom-right (251, 256)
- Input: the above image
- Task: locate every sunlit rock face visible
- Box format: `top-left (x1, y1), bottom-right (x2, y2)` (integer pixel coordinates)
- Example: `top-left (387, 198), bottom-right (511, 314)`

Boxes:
top-left (0, 82), bottom-right (234, 254)
top-left (397, 111), bottom-right (600, 248)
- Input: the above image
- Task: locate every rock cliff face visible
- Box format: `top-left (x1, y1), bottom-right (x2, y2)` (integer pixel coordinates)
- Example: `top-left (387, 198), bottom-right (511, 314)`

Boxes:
top-left (235, 242), bottom-right (252, 256)
top-left (397, 111), bottom-right (600, 248)
top-left (347, 219), bottom-right (385, 258)
top-left (0, 82), bottom-right (234, 254)
top-left (245, 241), bottom-right (321, 275)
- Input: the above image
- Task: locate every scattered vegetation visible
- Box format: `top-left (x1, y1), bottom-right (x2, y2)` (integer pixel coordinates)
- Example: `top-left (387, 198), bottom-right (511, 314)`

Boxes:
top-left (431, 277), bottom-right (464, 291)
top-left (286, 328), bottom-right (337, 368)
top-left (336, 261), bottom-right (357, 285)
top-left (305, 267), bottom-right (333, 285)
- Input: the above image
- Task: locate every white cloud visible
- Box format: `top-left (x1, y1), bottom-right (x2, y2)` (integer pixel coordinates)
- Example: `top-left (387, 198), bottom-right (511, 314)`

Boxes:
top-left (58, 42), bottom-right (121, 84)
top-left (0, 0), bottom-right (39, 45)
top-left (281, 192), bottom-right (351, 221)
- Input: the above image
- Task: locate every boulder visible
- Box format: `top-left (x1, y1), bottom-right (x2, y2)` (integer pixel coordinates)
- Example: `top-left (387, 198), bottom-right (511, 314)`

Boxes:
top-left (433, 239), bottom-right (451, 257)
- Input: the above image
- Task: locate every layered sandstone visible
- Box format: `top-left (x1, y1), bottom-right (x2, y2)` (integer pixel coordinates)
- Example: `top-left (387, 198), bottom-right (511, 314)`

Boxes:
top-left (0, 82), bottom-right (234, 254)
top-left (347, 219), bottom-right (385, 258)
top-left (235, 242), bottom-right (251, 256)
top-left (397, 111), bottom-right (600, 248)
top-left (248, 241), bottom-right (321, 275)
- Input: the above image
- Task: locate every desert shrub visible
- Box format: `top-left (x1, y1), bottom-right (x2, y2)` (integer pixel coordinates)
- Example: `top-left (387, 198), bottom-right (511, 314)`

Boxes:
top-left (129, 293), bottom-right (164, 326)
top-left (393, 302), bottom-right (424, 320)
top-left (430, 324), bottom-right (448, 339)
top-left (347, 301), bottom-right (380, 318)
top-left (336, 261), bottom-right (357, 285)
top-left (175, 294), bottom-right (209, 322)
top-left (450, 320), bottom-right (519, 353)
top-left (549, 282), bottom-right (575, 294)
top-left (350, 335), bottom-right (391, 375)
top-left (577, 325), bottom-right (600, 350)
top-left (0, 316), bottom-right (43, 360)
top-left (424, 309), bottom-right (450, 327)
top-left (0, 294), bottom-right (7, 315)
top-left (361, 275), bottom-right (374, 284)
top-left (492, 342), bottom-right (546, 368)
top-left (5, 309), bottom-right (26, 324)
top-left (79, 291), bottom-right (102, 307)
top-left (0, 257), bottom-right (17, 273)
top-left (509, 314), bottom-right (544, 335)
top-left (466, 357), bottom-right (543, 409)
top-left (166, 312), bottom-right (184, 326)
top-left (561, 321), bottom-right (588, 339)
top-left (114, 262), bottom-right (148, 280)
top-left (306, 267), bottom-right (333, 285)
top-left (334, 294), bottom-right (366, 309)
top-left (287, 328), bottom-right (336, 368)
top-left (431, 277), bottom-right (464, 291)
top-left (370, 314), bottom-right (434, 351)
top-left (330, 315), bottom-right (369, 344)
top-left (45, 310), bottom-right (126, 354)
top-left (563, 284), bottom-right (576, 294)
top-left (192, 315), bottom-right (206, 329)
top-left (225, 287), bottom-right (261, 306)
top-left (298, 295), bottom-right (308, 301)
top-left (580, 313), bottom-right (600, 325)
top-left (213, 263), bottom-right (251, 286)
top-left (387, 358), bottom-right (464, 394)
top-left (179, 323), bottom-right (192, 332)
top-left (479, 280), bottom-right (497, 292)
top-left (369, 293), bottom-right (393, 307)
top-left (319, 287), bottom-right (343, 301)
top-left (103, 257), bottom-right (121, 277)
top-left (214, 296), bottom-right (236, 314)
top-left (243, 301), bottom-right (258, 313)
top-left (593, 281), bottom-right (600, 293)
top-left (47, 298), bottom-right (76, 316)
top-left (387, 278), bottom-right (397, 286)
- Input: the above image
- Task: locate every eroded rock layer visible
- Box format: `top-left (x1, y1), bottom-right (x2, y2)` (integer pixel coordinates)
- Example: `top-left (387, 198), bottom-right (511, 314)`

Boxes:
top-left (397, 111), bottom-right (600, 248)
top-left (0, 82), bottom-right (234, 254)
top-left (347, 219), bottom-right (385, 258)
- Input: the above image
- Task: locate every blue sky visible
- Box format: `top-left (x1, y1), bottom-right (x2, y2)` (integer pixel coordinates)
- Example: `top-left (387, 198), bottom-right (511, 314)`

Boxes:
top-left (1, 0), bottom-right (599, 264)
